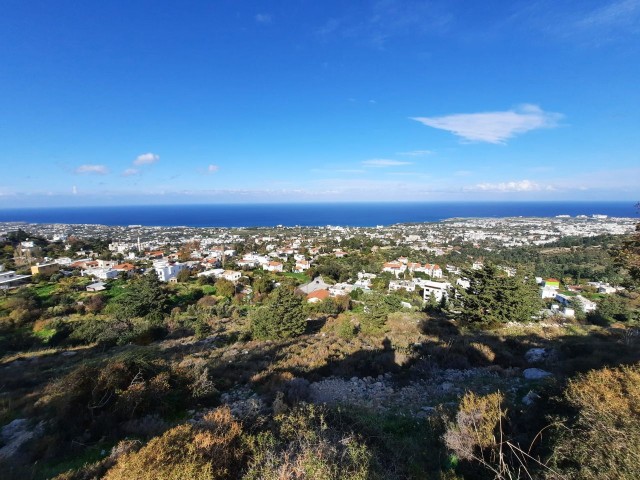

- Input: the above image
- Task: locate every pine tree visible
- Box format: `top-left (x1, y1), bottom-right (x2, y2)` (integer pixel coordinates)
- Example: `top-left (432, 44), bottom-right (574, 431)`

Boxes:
top-left (250, 287), bottom-right (306, 340)
top-left (110, 271), bottom-right (168, 321)
top-left (456, 264), bottom-right (540, 326)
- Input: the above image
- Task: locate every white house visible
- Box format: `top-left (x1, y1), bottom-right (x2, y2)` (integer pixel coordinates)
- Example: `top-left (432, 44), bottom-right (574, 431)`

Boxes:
top-left (329, 282), bottom-right (353, 297)
top-left (423, 263), bottom-right (443, 279)
top-left (83, 267), bottom-right (119, 280)
top-left (198, 268), bottom-right (225, 278)
top-left (264, 261), bottom-right (283, 272)
top-left (221, 270), bottom-right (242, 283)
top-left (421, 280), bottom-right (452, 303)
top-left (294, 260), bottom-right (311, 272)
top-left (389, 280), bottom-right (416, 292)
top-left (555, 293), bottom-right (574, 307)
top-left (153, 260), bottom-right (187, 282)
top-left (0, 270), bottom-right (31, 289)
top-left (574, 295), bottom-right (597, 313)
top-left (540, 286), bottom-right (558, 299)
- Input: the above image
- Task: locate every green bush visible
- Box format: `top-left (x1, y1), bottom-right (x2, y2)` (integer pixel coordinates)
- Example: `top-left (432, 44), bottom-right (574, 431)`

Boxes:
top-left (336, 316), bottom-right (357, 340)
top-left (250, 288), bottom-right (306, 340)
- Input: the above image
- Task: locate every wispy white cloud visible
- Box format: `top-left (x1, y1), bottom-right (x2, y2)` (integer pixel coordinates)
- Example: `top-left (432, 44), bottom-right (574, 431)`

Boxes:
top-left (317, 0), bottom-right (452, 47)
top-left (255, 13), bottom-right (272, 24)
top-left (412, 104), bottom-right (563, 144)
top-left (574, 0), bottom-right (640, 32)
top-left (509, 0), bottom-right (640, 46)
top-left (362, 159), bottom-right (412, 167)
top-left (133, 152), bottom-right (160, 166)
top-left (464, 179), bottom-right (555, 192)
top-left (397, 149), bottom-right (433, 156)
top-left (207, 164), bottom-right (220, 174)
top-left (122, 168), bottom-right (139, 177)
top-left (75, 164), bottom-right (109, 175)
top-left (72, 185), bottom-right (77, 195)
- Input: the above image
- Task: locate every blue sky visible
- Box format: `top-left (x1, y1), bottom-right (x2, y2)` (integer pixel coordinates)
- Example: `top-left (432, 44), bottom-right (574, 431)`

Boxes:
top-left (1, 0), bottom-right (639, 207)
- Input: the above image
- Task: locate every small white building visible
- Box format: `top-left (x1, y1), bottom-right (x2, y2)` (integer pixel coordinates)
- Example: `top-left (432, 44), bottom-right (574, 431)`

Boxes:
top-left (388, 280), bottom-right (416, 292)
top-left (221, 270), bottom-right (242, 283)
top-left (421, 280), bottom-right (452, 303)
top-left (329, 282), bottom-right (353, 297)
top-left (294, 260), bottom-right (311, 272)
top-left (83, 267), bottom-right (119, 280)
top-left (198, 268), bottom-right (225, 278)
top-left (0, 270), bottom-right (31, 289)
top-left (540, 286), bottom-right (558, 299)
top-left (153, 260), bottom-right (187, 282)
top-left (574, 295), bottom-right (597, 313)
top-left (264, 261), bottom-right (283, 272)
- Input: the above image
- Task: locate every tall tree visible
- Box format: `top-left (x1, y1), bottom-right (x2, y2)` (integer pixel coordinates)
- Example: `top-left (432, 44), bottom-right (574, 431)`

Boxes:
top-left (455, 264), bottom-right (540, 326)
top-left (250, 287), bottom-right (306, 340)
top-left (110, 271), bottom-right (168, 321)
top-left (614, 206), bottom-right (640, 287)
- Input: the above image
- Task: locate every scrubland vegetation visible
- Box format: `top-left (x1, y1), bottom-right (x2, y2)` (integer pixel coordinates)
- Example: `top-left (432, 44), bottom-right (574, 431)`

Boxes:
top-left (1, 221), bottom-right (639, 479)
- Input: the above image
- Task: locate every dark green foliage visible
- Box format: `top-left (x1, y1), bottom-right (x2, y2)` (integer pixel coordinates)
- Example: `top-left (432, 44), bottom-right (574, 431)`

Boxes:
top-left (194, 317), bottom-right (212, 339)
top-left (613, 215), bottom-right (640, 286)
top-left (587, 293), bottom-right (635, 325)
top-left (252, 275), bottom-right (273, 296)
top-left (108, 271), bottom-right (168, 321)
top-left (176, 268), bottom-right (191, 282)
top-left (250, 287), bottom-right (306, 340)
top-left (455, 264), bottom-right (541, 326)
top-left (309, 253), bottom-right (382, 283)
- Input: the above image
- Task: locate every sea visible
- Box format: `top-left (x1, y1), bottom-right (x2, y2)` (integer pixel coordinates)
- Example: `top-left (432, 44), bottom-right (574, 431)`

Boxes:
top-left (0, 202), bottom-right (636, 228)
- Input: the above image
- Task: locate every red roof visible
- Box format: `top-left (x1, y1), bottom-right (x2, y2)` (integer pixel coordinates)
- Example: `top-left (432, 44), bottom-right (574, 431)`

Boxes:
top-left (113, 263), bottom-right (135, 271)
top-left (306, 289), bottom-right (330, 301)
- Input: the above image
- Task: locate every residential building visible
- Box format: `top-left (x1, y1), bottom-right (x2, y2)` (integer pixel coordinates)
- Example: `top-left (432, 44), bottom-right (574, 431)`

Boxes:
top-left (31, 262), bottom-right (60, 276)
top-left (264, 261), bottom-right (283, 272)
top-left (306, 289), bottom-right (330, 303)
top-left (153, 260), bottom-right (187, 282)
top-left (421, 280), bottom-right (452, 302)
top-left (0, 270), bottom-right (31, 289)
top-left (389, 280), bottom-right (416, 292)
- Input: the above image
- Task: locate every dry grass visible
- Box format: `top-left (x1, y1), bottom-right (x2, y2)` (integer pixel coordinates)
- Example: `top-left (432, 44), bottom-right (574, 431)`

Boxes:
top-left (549, 364), bottom-right (640, 479)
top-left (104, 407), bottom-right (244, 480)
top-left (444, 391), bottom-right (505, 461)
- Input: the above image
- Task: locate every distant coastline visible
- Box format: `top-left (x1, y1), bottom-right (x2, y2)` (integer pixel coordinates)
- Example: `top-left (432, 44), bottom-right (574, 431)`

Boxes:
top-left (0, 201), bottom-right (636, 228)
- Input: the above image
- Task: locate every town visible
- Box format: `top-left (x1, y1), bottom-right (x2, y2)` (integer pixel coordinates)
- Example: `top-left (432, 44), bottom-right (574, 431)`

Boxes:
top-left (1, 215), bottom-right (634, 316)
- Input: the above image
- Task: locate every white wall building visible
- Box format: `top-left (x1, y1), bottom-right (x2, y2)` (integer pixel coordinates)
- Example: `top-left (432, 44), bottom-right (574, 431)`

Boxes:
top-left (153, 260), bottom-right (187, 282)
top-left (421, 280), bottom-right (452, 302)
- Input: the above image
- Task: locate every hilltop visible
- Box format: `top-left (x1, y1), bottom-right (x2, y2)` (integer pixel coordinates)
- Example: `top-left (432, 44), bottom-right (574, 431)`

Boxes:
top-left (0, 216), bottom-right (639, 479)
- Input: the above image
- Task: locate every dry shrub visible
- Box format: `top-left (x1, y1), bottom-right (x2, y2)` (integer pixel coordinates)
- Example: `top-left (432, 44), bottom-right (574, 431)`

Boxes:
top-left (469, 342), bottom-right (496, 363)
top-left (36, 351), bottom-right (204, 444)
top-left (104, 407), bottom-right (244, 480)
top-left (550, 364), bottom-right (640, 479)
top-left (244, 404), bottom-right (374, 480)
top-left (444, 391), bottom-right (505, 461)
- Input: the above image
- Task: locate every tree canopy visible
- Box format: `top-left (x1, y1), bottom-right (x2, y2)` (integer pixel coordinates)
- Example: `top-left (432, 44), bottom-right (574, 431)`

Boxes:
top-left (109, 271), bottom-right (168, 321)
top-left (455, 264), bottom-right (541, 326)
top-left (250, 287), bottom-right (306, 340)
